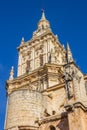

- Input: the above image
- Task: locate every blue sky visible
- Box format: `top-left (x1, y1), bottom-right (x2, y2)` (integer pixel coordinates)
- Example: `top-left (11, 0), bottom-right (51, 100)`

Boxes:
top-left (0, 0), bottom-right (87, 129)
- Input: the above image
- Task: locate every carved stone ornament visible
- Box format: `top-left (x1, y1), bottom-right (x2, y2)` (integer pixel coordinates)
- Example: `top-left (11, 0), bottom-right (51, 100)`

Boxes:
top-left (9, 66), bottom-right (14, 80)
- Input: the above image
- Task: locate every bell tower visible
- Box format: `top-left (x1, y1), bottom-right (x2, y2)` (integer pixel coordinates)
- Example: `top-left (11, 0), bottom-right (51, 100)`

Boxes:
top-left (17, 10), bottom-right (66, 77)
top-left (5, 11), bottom-right (66, 130)
top-left (5, 11), bottom-right (87, 130)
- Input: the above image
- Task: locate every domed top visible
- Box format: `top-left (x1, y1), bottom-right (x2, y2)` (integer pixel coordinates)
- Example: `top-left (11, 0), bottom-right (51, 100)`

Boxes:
top-left (38, 10), bottom-right (50, 30)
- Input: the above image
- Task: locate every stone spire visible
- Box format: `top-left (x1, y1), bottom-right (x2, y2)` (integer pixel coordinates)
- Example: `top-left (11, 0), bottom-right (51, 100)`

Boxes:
top-left (38, 10), bottom-right (50, 30)
top-left (41, 9), bottom-right (46, 20)
top-left (20, 37), bottom-right (25, 45)
top-left (66, 43), bottom-right (73, 63)
top-left (9, 66), bottom-right (14, 80)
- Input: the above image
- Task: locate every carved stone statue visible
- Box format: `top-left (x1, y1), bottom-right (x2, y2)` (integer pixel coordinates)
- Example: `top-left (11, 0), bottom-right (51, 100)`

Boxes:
top-left (63, 65), bottom-right (74, 100)
top-left (67, 81), bottom-right (73, 98)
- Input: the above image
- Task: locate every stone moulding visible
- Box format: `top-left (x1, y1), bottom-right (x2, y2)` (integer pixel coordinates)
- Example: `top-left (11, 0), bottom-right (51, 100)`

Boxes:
top-left (65, 101), bottom-right (87, 112)
top-left (6, 63), bottom-right (64, 95)
top-left (18, 125), bottom-right (39, 130)
top-left (42, 83), bottom-right (65, 92)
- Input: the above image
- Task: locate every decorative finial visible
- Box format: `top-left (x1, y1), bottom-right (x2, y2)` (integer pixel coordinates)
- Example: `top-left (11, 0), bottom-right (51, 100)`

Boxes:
top-left (66, 42), bottom-right (70, 51)
top-left (42, 8), bottom-right (44, 13)
top-left (37, 9), bottom-right (50, 30)
top-left (41, 8), bottom-right (46, 20)
top-left (9, 66), bottom-right (14, 80)
top-left (21, 37), bottom-right (25, 45)
top-left (63, 44), bottom-right (65, 48)
top-left (22, 37), bottom-right (24, 41)
top-left (66, 42), bottom-right (73, 63)
top-left (55, 34), bottom-right (59, 40)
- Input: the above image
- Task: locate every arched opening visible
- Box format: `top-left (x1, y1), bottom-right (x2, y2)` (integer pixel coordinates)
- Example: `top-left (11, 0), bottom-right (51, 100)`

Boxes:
top-left (50, 125), bottom-right (56, 130)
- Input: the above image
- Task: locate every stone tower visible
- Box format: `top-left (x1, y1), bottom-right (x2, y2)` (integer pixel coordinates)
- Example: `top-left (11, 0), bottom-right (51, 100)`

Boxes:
top-left (5, 11), bottom-right (87, 130)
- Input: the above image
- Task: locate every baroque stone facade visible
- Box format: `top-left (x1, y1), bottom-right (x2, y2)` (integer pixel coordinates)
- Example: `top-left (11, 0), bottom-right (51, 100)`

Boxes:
top-left (4, 11), bottom-right (87, 130)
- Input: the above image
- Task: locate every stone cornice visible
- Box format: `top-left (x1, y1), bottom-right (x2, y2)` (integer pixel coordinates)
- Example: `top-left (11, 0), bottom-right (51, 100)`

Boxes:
top-left (42, 83), bottom-right (65, 93)
top-left (18, 125), bottom-right (38, 130)
top-left (5, 125), bottom-right (39, 130)
top-left (6, 63), bottom-right (64, 95)
top-left (65, 101), bottom-right (87, 112)
top-left (17, 29), bottom-right (65, 53)
top-left (17, 29), bottom-right (53, 50)
top-left (7, 63), bottom-right (63, 85)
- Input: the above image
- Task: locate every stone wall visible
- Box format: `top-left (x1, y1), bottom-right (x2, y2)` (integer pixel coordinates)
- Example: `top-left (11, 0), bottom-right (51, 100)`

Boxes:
top-left (5, 90), bottom-right (43, 130)
top-left (67, 108), bottom-right (87, 130)
top-left (42, 87), bottom-right (66, 116)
